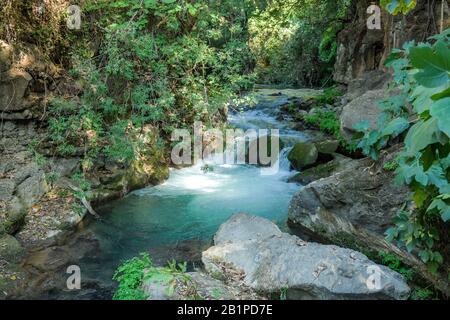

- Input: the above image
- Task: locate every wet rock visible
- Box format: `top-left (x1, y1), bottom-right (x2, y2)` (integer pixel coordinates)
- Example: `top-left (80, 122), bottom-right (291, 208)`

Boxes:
top-left (148, 239), bottom-right (211, 267)
top-left (25, 247), bottom-right (72, 272)
top-left (0, 234), bottom-right (24, 263)
top-left (288, 154), bottom-right (353, 185)
top-left (203, 214), bottom-right (410, 300)
top-left (287, 142), bottom-right (318, 170)
top-left (340, 90), bottom-right (385, 142)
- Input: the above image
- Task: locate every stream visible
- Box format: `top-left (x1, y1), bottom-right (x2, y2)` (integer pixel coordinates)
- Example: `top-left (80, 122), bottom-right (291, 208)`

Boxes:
top-left (23, 88), bottom-right (321, 300)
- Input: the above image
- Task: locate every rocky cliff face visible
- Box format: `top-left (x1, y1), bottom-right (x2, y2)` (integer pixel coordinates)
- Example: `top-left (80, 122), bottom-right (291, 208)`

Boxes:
top-left (334, 0), bottom-right (450, 85)
top-left (0, 41), bottom-right (169, 297)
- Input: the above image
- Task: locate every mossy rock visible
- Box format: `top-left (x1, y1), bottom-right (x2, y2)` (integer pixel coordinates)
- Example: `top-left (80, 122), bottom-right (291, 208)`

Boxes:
top-left (287, 142), bottom-right (318, 170)
top-left (288, 160), bottom-right (339, 185)
top-left (315, 140), bottom-right (339, 155)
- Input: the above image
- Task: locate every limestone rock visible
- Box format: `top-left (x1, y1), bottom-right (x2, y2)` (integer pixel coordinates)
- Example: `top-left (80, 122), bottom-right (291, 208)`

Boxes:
top-left (214, 213), bottom-right (282, 245)
top-left (0, 179), bottom-right (15, 202)
top-left (202, 214), bottom-right (410, 300)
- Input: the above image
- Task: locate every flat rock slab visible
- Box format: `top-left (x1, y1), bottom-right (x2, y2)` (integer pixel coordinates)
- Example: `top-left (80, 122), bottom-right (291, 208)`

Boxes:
top-left (202, 213), bottom-right (410, 300)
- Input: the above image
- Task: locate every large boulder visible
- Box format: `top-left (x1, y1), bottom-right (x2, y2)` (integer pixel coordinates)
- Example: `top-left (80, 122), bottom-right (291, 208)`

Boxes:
top-left (288, 154), bottom-right (353, 185)
top-left (340, 90), bottom-right (385, 142)
top-left (202, 213), bottom-right (410, 300)
top-left (288, 147), bottom-right (408, 240)
top-left (288, 146), bottom-right (450, 296)
top-left (315, 140), bottom-right (339, 155)
top-left (288, 155), bottom-right (407, 237)
top-left (287, 142), bottom-right (318, 170)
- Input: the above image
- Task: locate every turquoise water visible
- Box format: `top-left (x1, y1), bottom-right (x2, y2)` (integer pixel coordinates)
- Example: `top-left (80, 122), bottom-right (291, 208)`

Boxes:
top-left (90, 156), bottom-right (298, 259)
top-left (69, 90), bottom-right (312, 298)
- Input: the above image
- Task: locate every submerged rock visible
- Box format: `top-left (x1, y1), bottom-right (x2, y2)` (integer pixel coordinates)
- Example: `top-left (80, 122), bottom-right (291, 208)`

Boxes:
top-left (202, 213), bottom-right (410, 300)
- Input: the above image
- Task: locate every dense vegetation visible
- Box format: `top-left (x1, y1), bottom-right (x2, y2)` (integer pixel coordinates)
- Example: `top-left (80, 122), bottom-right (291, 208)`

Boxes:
top-left (3, 0), bottom-right (449, 300)
top-left (356, 29), bottom-right (450, 275)
top-left (46, 0), bottom-right (259, 171)
top-left (248, 0), bottom-right (352, 86)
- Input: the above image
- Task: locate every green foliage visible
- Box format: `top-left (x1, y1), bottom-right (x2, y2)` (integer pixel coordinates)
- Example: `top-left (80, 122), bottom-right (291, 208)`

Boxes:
top-left (315, 87), bottom-right (344, 105)
top-left (378, 251), bottom-right (414, 281)
top-left (113, 253), bottom-right (191, 300)
top-left (356, 30), bottom-right (450, 273)
top-left (381, 0), bottom-right (417, 15)
top-left (304, 109), bottom-right (356, 152)
top-left (305, 110), bottom-right (340, 136)
top-left (383, 158), bottom-right (400, 171)
top-left (113, 253), bottom-right (153, 300)
top-left (40, 0), bottom-right (256, 175)
top-left (411, 287), bottom-right (436, 300)
top-left (249, 0), bottom-right (351, 86)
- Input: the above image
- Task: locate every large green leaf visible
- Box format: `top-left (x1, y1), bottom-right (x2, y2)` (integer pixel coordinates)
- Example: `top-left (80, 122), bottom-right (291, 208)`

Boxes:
top-left (410, 43), bottom-right (450, 88)
top-left (428, 199), bottom-right (450, 222)
top-left (426, 164), bottom-right (447, 190)
top-left (411, 84), bottom-right (448, 114)
top-left (430, 97), bottom-right (450, 138)
top-left (431, 86), bottom-right (450, 100)
top-left (404, 118), bottom-right (442, 154)
top-left (381, 117), bottom-right (410, 137)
